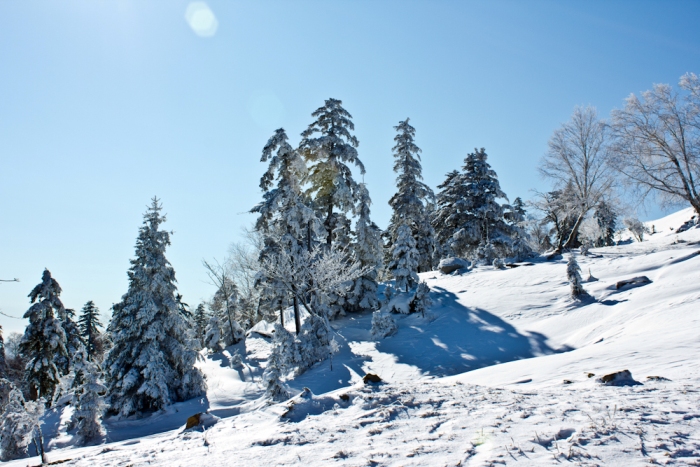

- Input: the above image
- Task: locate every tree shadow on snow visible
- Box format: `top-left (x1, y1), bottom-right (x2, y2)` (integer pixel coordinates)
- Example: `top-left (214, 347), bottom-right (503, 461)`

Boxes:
top-left (375, 287), bottom-right (574, 377)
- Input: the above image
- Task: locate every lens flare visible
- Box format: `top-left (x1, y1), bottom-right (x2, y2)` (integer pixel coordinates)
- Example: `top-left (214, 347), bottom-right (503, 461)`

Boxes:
top-left (185, 2), bottom-right (218, 37)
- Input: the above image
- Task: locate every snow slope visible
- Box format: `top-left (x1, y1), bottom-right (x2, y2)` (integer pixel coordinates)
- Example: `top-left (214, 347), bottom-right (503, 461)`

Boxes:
top-left (9, 208), bottom-right (700, 466)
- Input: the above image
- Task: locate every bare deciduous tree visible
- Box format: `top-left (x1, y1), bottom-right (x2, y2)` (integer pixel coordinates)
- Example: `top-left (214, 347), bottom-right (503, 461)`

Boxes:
top-left (610, 73), bottom-right (700, 216)
top-left (540, 106), bottom-right (615, 252)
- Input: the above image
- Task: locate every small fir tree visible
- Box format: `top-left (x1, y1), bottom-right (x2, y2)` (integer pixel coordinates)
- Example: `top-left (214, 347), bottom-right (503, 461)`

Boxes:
top-left (262, 324), bottom-right (292, 402)
top-left (0, 387), bottom-right (44, 461)
top-left (193, 303), bottom-right (208, 344)
top-left (105, 198), bottom-right (205, 417)
top-left (567, 254), bottom-right (589, 299)
top-left (70, 347), bottom-right (106, 445)
top-left (19, 269), bottom-right (68, 403)
top-left (370, 312), bottom-right (397, 339)
top-left (410, 281), bottom-right (432, 317)
top-left (388, 225), bottom-right (420, 292)
top-left (204, 314), bottom-right (225, 352)
top-left (78, 301), bottom-right (103, 362)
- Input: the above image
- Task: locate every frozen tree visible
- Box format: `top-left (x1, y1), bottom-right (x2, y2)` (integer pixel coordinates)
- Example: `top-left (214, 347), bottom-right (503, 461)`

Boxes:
top-left (0, 387), bottom-right (44, 462)
top-left (623, 217), bottom-right (649, 242)
top-left (78, 301), bottom-right (103, 362)
top-left (252, 128), bottom-right (323, 333)
top-left (204, 314), bottom-right (225, 352)
top-left (59, 307), bottom-right (84, 375)
top-left (203, 259), bottom-right (244, 345)
top-left (386, 118), bottom-right (436, 272)
top-left (610, 73), bottom-right (700, 216)
top-left (567, 254), bottom-right (589, 299)
top-left (370, 312), bottom-right (398, 339)
top-left (193, 303), bottom-right (207, 346)
top-left (540, 106), bottom-right (616, 253)
top-left (105, 198), bottom-right (205, 417)
top-left (0, 326), bottom-right (6, 378)
top-left (433, 149), bottom-right (515, 261)
top-left (70, 347), bottom-right (106, 445)
top-left (262, 324), bottom-right (292, 402)
top-left (533, 183), bottom-right (581, 252)
top-left (594, 201), bottom-right (617, 247)
top-left (20, 269), bottom-right (68, 403)
top-left (298, 98), bottom-right (364, 248)
top-left (410, 281), bottom-right (432, 317)
top-left (346, 184), bottom-right (383, 312)
top-left (388, 224), bottom-right (420, 292)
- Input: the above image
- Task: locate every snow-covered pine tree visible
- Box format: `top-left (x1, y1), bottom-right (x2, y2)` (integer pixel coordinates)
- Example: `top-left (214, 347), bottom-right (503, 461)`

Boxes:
top-left (203, 314), bottom-right (225, 352)
top-left (389, 224), bottom-right (420, 292)
top-left (19, 269), bottom-right (68, 403)
top-left (0, 326), bottom-right (6, 378)
top-left (410, 281), bottom-right (432, 316)
top-left (386, 118), bottom-right (436, 272)
top-left (594, 201), bottom-right (617, 247)
top-left (0, 387), bottom-right (44, 461)
top-left (193, 303), bottom-right (208, 347)
top-left (346, 183), bottom-right (383, 312)
top-left (370, 311), bottom-right (398, 339)
top-left (70, 347), bottom-right (106, 445)
top-left (298, 98), bottom-right (364, 249)
top-left (78, 301), bottom-right (103, 362)
top-left (567, 254), bottom-right (589, 299)
top-left (105, 198), bottom-right (205, 417)
top-left (433, 149), bottom-right (515, 262)
top-left (59, 307), bottom-right (84, 375)
top-left (262, 324), bottom-right (292, 402)
top-left (252, 128), bottom-right (323, 333)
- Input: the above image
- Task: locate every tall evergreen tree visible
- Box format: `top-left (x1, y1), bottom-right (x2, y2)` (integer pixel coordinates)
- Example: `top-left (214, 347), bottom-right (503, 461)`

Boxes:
top-left (78, 301), bottom-right (103, 362)
top-left (59, 308), bottom-right (84, 375)
top-left (433, 149), bottom-right (515, 261)
top-left (0, 326), bottom-right (6, 378)
top-left (19, 269), bottom-right (68, 403)
top-left (105, 198), bottom-right (205, 417)
top-left (346, 184), bottom-right (383, 312)
top-left (298, 98), bottom-right (364, 248)
top-left (386, 118), bottom-right (436, 272)
top-left (389, 224), bottom-right (420, 292)
top-left (193, 303), bottom-right (207, 343)
top-left (252, 128), bottom-right (323, 333)
top-left (594, 201), bottom-right (617, 247)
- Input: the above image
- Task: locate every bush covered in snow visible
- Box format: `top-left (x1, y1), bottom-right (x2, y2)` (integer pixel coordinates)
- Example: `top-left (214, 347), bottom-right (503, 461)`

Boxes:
top-left (370, 312), bottom-right (398, 339)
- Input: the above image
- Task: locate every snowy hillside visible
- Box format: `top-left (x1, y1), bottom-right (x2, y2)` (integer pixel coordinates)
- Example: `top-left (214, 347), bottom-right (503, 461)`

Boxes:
top-left (9, 208), bottom-right (700, 466)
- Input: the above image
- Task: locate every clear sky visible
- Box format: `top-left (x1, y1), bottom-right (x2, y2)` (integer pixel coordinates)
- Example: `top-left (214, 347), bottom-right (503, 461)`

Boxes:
top-left (1, 0), bottom-right (699, 334)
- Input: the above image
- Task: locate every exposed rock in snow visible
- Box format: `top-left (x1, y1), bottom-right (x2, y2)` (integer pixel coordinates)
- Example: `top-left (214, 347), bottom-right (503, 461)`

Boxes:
top-left (438, 257), bottom-right (470, 274)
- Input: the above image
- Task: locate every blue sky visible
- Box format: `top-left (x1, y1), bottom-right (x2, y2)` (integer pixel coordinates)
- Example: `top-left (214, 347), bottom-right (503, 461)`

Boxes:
top-left (1, 0), bottom-right (699, 333)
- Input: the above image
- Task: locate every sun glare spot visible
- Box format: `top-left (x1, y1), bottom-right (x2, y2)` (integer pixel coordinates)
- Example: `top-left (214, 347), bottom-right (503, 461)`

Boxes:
top-left (185, 2), bottom-right (218, 37)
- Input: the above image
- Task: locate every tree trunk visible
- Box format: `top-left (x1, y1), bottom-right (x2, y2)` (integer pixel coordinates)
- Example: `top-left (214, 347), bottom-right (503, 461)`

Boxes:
top-left (293, 295), bottom-right (301, 335)
top-left (279, 307), bottom-right (284, 327)
top-left (562, 212), bottom-right (586, 250)
top-left (325, 203), bottom-right (334, 247)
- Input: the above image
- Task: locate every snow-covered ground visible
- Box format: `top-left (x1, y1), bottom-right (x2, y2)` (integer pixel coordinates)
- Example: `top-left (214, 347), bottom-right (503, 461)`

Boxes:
top-left (10, 208), bottom-right (700, 466)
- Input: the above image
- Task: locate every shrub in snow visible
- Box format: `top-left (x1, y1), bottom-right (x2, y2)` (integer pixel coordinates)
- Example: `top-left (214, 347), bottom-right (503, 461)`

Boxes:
top-left (492, 258), bottom-right (506, 269)
top-left (370, 312), bottom-right (398, 338)
top-left (20, 269), bottom-right (68, 404)
top-left (70, 347), bottom-right (106, 445)
top-left (567, 254), bottom-right (589, 300)
top-left (295, 314), bottom-right (331, 373)
top-left (105, 198), bottom-right (205, 417)
top-left (623, 217), bottom-right (649, 242)
top-left (229, 350), bottom-right (243, 369)
top-left (224, 319), bottom-right (245, 346)
top-left (0, 388), bottom-right (44, 461)
top-left (383, 284), bottom-right (396, 303)
top-left (386, 293), bottom-right (412, 314)
top-left (262, 324), bottom-right (292, 402)
top-left (410, 281), bottom-right (433, 316)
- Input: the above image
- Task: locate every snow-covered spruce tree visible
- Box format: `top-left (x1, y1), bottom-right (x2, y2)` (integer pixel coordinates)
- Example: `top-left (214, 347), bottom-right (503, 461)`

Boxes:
top-left (203, 314), bottom-right (225, 352)
top-left (70, 347), bottom-right (106, 445)
top-left (19, 269), bottom-right (68, 403)
top-left (346, 183), bottom-right (383, 312)
top-left (298, 98), bottom-right (364, 249)
top-left (370, 311), bottom-right (398, 339)
top-left (0, 387), bottom-right (44, 461)
top-left (105, 198), bottom-right (205, 417)
top-left (433, 149), bottom-right (516, 262)
top-left (410, 281), bottom-right (432, 316)
top-left (252, 128), bottom-right (324, 332)
top-left (262, 324), bottom-right (292, 402)
top-left (594, 201), bottom-right (617, 246)
top-left (59, 307), bottom-right (85, 375)
top-left (386, 118), bottom-right (436, 272)
top-left (389, 224), bottom-right (420, 292)
top-left (78, 301), bottom-right (103, 362)
top-left (193, 303), bottom-right (207, 348)
top-left (567, 254), bottom-right (589, 299)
